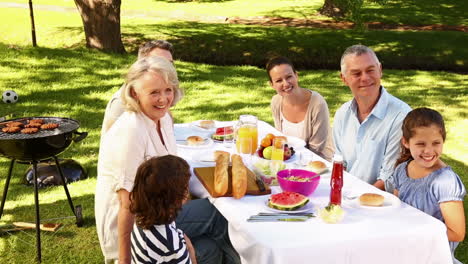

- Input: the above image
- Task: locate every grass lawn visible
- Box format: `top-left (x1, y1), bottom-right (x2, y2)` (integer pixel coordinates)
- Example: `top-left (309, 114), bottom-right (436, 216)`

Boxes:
top-left (0, 1), bottom-right (467, 263)
top-left (1, 0), bottom-right (467, 26)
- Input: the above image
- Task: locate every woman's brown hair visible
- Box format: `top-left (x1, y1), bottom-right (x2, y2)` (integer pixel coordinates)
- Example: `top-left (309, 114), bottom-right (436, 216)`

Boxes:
top-left (265, 56), bottom-right (296, 82)
top-left (130, 155), bottom-right (191, 229)
top-left (395, 107), bottom-right (446, 167)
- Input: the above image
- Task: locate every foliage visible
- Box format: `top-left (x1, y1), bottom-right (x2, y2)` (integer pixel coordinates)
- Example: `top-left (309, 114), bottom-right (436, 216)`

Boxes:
top-left (324, 0), bottom-right (389, 28)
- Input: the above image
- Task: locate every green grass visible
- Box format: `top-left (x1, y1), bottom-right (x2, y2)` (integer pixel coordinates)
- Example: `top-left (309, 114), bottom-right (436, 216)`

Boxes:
top-left (2, 0), bottom-right (467, 25)
top-left (1, 8), bottom-right (467, 72)
top-left (0, 1), bottom-right (467, 263)
top-left (1, 0), bottom-right (467, 25)
top-left (0, 45), bottom-right (467, 263)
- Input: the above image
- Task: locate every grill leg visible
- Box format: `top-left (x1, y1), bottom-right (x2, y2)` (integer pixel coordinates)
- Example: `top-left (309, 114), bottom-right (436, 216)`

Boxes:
top-left (0, 159), bottom-right (15, 220)
top-left (32, 161), bottom-right (42, 263)
top-left (53, 156), bottom-right (76, 216)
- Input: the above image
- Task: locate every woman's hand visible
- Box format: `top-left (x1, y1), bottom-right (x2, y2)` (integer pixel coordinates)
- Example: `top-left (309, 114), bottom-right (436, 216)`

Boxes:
top-left (440, 201), bottom-right (465, 242)
top-left (184, 234), bottom-right (197, 264)
top-left (117, 189), bottom-right (134, 264)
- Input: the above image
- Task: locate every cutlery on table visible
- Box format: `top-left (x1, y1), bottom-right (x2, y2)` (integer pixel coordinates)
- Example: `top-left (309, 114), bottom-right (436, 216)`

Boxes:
top-left (257, 212), bottom-right (315, 217)
top-left (247, 212), bottom-right (314, 222)
top-left (247, 218), bottom-right (307, 222)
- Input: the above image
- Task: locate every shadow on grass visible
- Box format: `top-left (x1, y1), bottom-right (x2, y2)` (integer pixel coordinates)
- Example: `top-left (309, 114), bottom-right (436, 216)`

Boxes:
top-left (261, 0), bottom-right (467, 26)
top-left (116, 21), bottom-right (468, 72)
top-left (0, 192), bottom-right (99, 263)
top-left (360, 0), bottom-right (468, 26)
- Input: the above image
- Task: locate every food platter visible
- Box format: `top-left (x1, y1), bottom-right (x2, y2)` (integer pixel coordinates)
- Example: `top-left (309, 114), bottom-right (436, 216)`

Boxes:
top-left (264, 200), bottom-right (313, 213)
top-left (255, 152), bottom-right (297, 163)
top-left (176, 138), bottom-right (214, 149)
top-left (347, 193), bottom-right (401, 210)
top-left (190, 120), bottom-right (216, 132)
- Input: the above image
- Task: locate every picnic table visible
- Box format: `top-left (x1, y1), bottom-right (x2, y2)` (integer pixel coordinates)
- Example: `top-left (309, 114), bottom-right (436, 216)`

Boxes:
top-left (175, 120), bottom-right (452, 264)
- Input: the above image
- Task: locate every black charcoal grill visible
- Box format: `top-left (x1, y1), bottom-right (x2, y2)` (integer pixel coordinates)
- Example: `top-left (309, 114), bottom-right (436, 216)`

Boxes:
top-left (0, 117), bottom-right (87, 262)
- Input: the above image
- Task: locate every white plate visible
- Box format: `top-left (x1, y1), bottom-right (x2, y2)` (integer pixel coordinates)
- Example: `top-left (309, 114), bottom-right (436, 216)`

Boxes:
top-left (177, 138), bottom-right (214, 149)
top-left (190, 120), bottom-right (216, 132)
top-left (255, 152), bottom-right (297, 163)
top-left (286, 136), bottom-right (306, 149)
top-left (348, 193), bottom-right (401, 210)
top-left (265, 200), bottom-right (313, 213)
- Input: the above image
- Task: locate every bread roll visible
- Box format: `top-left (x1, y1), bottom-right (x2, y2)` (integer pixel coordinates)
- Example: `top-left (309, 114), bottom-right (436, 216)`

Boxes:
top-left (359, 193), bottom-right (384, 207)
top-left (199, 120), bottom-right (215, 129)
top-left (214, 151), bottom-right (230, 196)
top-left (231, 154), bottom-right (247, 199)
top-left (307, 161), bottom-right (327, 174)
top-left (187, 136), bottom-right (204, 146)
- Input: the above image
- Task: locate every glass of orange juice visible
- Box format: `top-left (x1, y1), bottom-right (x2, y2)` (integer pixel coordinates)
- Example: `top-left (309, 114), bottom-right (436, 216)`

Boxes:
top-left (235, 115), bottom-right (258, 155)
top-left (271, 137), bottom-right (286, 161)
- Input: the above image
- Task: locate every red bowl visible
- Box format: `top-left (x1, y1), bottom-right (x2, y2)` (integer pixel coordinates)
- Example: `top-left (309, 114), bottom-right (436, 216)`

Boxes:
top-left (277, 169), bottom-right (320, 196)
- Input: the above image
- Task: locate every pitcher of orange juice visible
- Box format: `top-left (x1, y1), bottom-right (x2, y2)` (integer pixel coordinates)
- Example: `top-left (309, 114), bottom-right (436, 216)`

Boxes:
top-left (235, 115), bottom-right (258, 155)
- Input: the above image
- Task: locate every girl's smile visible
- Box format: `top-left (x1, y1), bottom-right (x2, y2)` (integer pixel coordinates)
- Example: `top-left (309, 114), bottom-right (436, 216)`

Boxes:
top-left (403, 124), bottom-right (444, 171)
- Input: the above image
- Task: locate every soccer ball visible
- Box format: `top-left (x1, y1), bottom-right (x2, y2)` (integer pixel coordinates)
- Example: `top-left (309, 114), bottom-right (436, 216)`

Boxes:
top-left (2, 90), bottom-right (18, 103)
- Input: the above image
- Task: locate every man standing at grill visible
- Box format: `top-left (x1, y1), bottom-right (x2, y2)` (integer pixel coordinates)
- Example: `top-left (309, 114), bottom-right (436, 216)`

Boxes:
top-left (101, 40), bottom-right (174, 134)
top-left (333, 44), bottom-right (411, 190)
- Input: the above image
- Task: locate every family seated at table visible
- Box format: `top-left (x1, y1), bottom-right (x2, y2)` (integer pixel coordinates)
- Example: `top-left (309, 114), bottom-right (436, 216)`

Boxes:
top-left (94, 40), bottom-right (465, 264)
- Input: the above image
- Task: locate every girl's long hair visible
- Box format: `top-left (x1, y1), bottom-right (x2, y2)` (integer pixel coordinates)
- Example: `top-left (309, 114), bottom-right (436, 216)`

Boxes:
top-left (395, 108), bottom-right (446, 167)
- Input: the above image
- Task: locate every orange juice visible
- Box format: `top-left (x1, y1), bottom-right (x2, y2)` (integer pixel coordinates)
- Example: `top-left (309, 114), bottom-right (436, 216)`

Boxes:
top-left (271, 148), bottom-right (284, 161)
top-left (271, 137), bottom-right (285, 161)
top-left (236, 125), bottom-right (258, 154)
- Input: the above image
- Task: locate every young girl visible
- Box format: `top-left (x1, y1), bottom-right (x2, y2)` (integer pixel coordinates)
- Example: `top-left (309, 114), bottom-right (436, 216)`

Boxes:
top-left (129, 155), bottom-right (197, 264)
top-left (390, 107), bottom-right (466, 264)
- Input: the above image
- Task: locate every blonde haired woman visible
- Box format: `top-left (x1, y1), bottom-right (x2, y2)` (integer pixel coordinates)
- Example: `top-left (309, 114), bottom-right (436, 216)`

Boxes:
top-left (95, 57), bottom-right (239, 264)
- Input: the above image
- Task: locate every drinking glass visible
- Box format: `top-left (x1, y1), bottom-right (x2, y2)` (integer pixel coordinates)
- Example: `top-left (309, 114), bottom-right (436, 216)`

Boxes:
top-left (271, 137), bottom-right (285, 161)
top-left (270, 137), bottom-right (285, 172)
top-left (299, 151), bottom-right (313, 166)
top-left (237, 136), bottom-right (252, 166)
top-left (223, 126), bottom-right (233, 148)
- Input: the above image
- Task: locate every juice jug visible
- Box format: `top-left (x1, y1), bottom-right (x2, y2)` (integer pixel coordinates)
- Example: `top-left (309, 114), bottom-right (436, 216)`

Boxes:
top-left (235, 115), bottom-right (258, 155)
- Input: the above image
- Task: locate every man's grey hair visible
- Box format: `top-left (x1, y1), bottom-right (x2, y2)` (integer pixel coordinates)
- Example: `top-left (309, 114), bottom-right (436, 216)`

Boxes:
top-left (138, 40), bottom-right (174, 59)
top-left (340, 44), bottom-right (380, 74)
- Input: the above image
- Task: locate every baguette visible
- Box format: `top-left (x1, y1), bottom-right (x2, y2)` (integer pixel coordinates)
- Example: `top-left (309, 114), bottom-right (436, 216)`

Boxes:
top-left (214, 151), bottom-right (230, 196)
top-left (231, 154), bottom-right (247, 199)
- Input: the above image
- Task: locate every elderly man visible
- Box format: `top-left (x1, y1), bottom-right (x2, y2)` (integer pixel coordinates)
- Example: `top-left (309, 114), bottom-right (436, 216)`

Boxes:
top-left (101, 40), bottom-right (174, 134)
top-left (333, 44), bottom-right (411, 190)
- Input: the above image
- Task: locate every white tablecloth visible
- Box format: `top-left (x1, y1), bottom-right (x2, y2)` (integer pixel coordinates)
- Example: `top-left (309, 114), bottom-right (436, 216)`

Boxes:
top-left (175, 121), bottom-right (453, 264)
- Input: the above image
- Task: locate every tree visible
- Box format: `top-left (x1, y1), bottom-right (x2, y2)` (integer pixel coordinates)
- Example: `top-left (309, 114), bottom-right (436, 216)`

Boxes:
top-left (320, 0), bottom-right (347, 18)
top-left (320, 0), bottom-right (388, 27)
top-left (74, 0), bottom-right (125, 53)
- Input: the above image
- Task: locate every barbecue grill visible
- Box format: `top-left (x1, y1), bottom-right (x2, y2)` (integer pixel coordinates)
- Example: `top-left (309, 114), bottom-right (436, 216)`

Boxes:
top-left (0, 117), bottom-right (87, 262)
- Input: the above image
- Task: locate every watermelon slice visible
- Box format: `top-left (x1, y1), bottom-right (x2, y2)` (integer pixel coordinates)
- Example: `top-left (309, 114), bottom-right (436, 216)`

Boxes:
top-left (268, 191), bottom-right (309, 211)
top-left (212, 126), bottom-right (234, 141)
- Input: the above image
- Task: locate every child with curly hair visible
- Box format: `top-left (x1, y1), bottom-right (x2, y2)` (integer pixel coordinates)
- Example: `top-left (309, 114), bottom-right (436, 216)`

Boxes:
top-left (130, 155), bottom-right (197, 264)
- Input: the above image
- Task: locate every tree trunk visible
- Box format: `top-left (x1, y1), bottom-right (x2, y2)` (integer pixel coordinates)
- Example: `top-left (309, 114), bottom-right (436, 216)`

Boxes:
top-left (319, 0), bottom-right (346, 18)
top-left (74, 0), bottom-right (125, 53)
